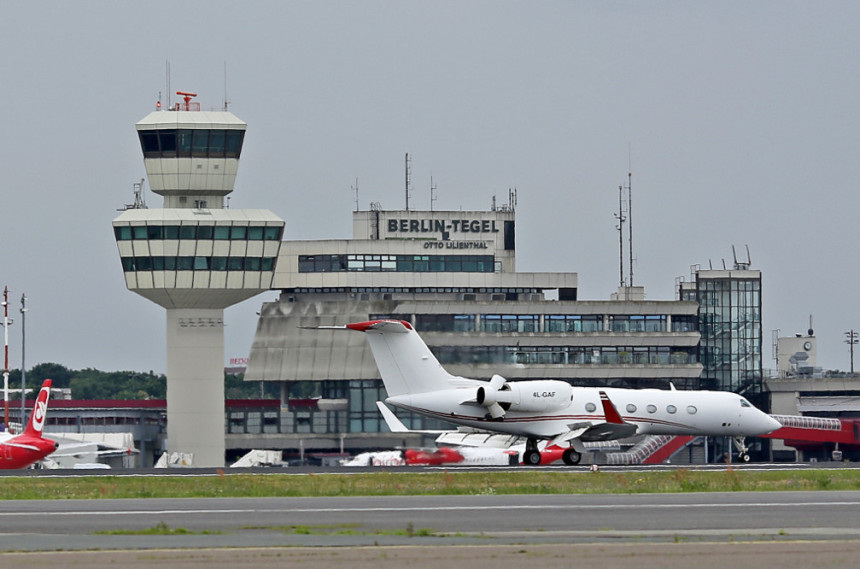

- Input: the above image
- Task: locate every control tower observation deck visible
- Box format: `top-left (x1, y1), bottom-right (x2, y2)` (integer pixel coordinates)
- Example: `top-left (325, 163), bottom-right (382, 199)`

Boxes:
top-left (112, 93), bottom-right (284, 466)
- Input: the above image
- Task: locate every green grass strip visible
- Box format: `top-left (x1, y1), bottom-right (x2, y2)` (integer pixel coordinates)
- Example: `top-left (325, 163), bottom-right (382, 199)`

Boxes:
top-left (2, 468), bottom-right (859, 500)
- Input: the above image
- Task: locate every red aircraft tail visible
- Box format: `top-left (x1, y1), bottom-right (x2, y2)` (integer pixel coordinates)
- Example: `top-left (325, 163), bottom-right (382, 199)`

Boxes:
top-left (22, 379), bottom-right (52, 438)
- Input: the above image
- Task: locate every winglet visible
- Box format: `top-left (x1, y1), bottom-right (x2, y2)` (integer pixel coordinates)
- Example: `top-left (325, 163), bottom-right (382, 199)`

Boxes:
top-left (599, 391), bottom-right (625, 424)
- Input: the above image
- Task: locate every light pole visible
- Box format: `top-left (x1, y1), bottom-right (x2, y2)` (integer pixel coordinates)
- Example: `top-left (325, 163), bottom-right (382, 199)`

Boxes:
top-left (1, 287), bottom-right (12, 430)
top-left (20, 294), bottom-right (26, 428)
top-left (846, 330), bottom-right (858, 374)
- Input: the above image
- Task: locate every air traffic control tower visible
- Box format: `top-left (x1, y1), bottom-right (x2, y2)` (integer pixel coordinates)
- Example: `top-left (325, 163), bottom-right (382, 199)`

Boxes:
top-left (112, 93), bottom-right (284, 466)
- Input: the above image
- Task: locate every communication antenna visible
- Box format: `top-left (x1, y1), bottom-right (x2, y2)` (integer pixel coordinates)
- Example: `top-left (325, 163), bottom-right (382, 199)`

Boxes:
top-left (118, 179), bottom-right (148, 211)
top-left (223, 61), bottom-right (230, 111)
top-left (732, 245), bottom-right (752, 270)
top-left (404, 153), bottom-right (412, 210)
top-left (165, 61), bottom-right (171, 110)
top-left (614, 184), bottom-right (627, 288)
top-left (352, 178), bottom-right (359, 212)
top-left (626, 159), bottom-right (634, 287)
top-left (430, 175), bottom-right (437, 212)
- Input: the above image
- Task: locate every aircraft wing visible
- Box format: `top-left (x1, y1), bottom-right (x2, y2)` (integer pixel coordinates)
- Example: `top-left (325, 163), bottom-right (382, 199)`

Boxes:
top-left (549, 390), bottom-right (638, 446)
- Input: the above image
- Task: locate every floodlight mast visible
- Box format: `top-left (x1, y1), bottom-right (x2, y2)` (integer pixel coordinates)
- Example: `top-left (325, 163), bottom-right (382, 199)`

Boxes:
top-left (20, 294), bottom-right (26, 428)
top-left (2, 287), bottom-right (9, 430)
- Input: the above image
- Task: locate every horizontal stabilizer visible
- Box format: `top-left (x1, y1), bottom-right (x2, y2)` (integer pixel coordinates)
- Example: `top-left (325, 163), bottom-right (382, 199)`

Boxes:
top-left (376, 401), bottom-right (450, 434)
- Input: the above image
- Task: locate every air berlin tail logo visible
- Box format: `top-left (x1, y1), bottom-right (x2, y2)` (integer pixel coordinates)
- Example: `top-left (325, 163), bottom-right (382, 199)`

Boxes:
top-left (32, 390), bottom-right (49, 432)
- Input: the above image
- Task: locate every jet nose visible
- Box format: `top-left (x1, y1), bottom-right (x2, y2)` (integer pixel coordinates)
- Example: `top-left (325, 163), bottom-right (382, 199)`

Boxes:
top-left (763, 414), bottom-right (783, 434)
top-left (747, 413), bottom-right (782, 435)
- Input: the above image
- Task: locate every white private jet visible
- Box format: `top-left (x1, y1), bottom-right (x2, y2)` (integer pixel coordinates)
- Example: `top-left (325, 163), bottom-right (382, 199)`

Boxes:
top-left (323, 320), bottom-right (782, 465)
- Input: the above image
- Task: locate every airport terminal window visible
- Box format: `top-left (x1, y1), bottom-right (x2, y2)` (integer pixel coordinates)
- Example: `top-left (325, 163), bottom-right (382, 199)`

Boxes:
top-left (139, 128), bottom-right (245, 159)
top-left (114, 224), bottom-right (282, 242)
top-left (430, 345), bottom-right (696, 366)
top-left (671, 315), bottom-right (698, 332)
top-left (297, 254), bottom-right (494, 273)
top-left (415, 314), bottom-right (476, 332)
top-left (609, 315), bottom-right (667, 333)
top-left (545, 314), bottom-right (603, 333)
top-left (120, 256), bottom-right (278, 272)
top-left (481, 314), bottom-right (538, 333)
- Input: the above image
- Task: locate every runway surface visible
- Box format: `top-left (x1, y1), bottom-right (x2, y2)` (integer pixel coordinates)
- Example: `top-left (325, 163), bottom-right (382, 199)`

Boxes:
top-left (5, 491), bottom-right (860, 544)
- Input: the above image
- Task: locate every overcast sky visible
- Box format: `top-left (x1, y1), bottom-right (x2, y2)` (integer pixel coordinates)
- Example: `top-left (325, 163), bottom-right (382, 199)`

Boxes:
top-left (1, 2), bottom-right (858, 376)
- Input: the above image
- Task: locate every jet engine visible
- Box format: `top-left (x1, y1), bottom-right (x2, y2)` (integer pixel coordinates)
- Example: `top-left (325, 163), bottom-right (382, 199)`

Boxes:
top-left (476, 375), bottom-right (573, 419)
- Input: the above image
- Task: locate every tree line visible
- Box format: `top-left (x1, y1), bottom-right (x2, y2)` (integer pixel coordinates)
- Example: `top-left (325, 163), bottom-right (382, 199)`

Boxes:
top-left (4, 364), bottom-right (277, 400)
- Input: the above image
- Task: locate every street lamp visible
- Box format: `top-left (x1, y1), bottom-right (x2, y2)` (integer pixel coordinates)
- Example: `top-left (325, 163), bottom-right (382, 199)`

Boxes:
top-left (846, 330), bottom-right (858, 374)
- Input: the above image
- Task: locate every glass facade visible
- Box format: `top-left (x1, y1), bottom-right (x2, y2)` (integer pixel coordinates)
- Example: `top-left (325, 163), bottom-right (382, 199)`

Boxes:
top-left (696, 274), bottom-right (763, 394)
top-left (369, 312), bottom-right (696, 335)
top-left (431, 345), bottom-right (696, 366)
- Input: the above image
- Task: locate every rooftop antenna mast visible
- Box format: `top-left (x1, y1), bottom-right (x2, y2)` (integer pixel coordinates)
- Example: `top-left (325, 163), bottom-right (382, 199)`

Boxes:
top-left (626, 149), bottom-right (634, 288)
top-left (614, 183), bottom-right (627, 288)
top-left (404, 153), bottom-right (412, 211)
top-left (165, 60), bottom-right (171, 110)
top-left (223, 61), bottom-right (230, 111)
top-left (352, 178), bottom-right (359, 212)
top-left (430, 175), bottom-right (437, 212)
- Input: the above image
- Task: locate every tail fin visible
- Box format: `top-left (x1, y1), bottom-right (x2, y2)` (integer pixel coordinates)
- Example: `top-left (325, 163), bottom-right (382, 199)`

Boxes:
top-left (22, 379), bottom-right (52, 438)
top-left (343, 320), bottom-right (457, 396)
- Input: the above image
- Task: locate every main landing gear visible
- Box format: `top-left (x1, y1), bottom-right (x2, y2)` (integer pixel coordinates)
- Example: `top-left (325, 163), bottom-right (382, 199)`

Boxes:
top-left (521, 439), bottom-right (582, 466)
top-left (522, 439), bottom-right (542, 465)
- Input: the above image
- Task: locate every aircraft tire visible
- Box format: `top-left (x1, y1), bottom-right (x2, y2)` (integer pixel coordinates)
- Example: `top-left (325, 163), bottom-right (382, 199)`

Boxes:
top-left (739, 453), bottom-right (750, 462)
top-left (562, 448), bottom-right (581, 465)
top-left (523, 450), bottom-right (542, 465)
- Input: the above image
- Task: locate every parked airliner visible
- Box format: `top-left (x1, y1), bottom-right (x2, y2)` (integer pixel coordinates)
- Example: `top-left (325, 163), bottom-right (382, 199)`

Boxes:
top-left (0, 380), bottom-right (58, 469)
top-left (325, 320), bottom-right (781, 465)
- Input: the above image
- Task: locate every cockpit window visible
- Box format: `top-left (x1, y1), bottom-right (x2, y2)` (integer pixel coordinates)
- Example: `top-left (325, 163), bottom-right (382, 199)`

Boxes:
top-left (740, 399), bottom-right (752, 408)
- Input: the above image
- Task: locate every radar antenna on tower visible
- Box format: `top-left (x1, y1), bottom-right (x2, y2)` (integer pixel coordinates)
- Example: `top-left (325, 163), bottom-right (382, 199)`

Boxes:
top-left (176, 91), bottom-right (199, 111)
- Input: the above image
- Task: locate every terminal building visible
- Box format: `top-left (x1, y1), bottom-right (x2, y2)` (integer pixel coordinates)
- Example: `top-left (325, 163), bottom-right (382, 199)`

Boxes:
top-left (242, 206), bottom-right (767, 460)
